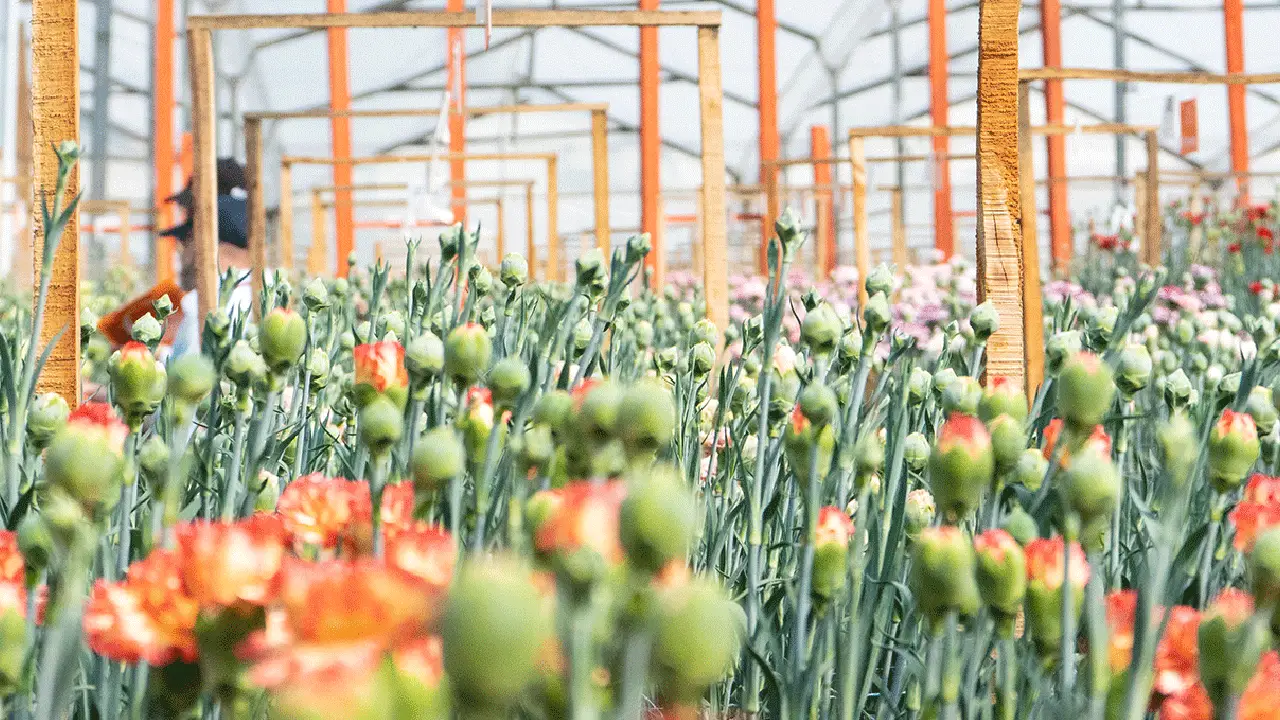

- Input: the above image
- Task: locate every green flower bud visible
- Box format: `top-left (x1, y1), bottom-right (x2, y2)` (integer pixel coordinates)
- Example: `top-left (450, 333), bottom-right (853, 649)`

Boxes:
top-left (16, 513), bottom-right (54, 578)
top-left (904, 488), bottom-right (936, 536)
top-left (1159, 411), bottom-right (1197, 492)
top-left (798, 384), bottom-right (838, 428)
top-left (784, 413), bottom-right (836, 482)
top-left (137, 434), bottom-right (171, 492)
top-left (974, 529), bottom-right (1027, 618)
top-left (626, 233), bottom-right (653, 263)
top-left (45, 406), bottom-right (127, 517)
top-left (929, 413), bottom-right (994, 522)
top-left (903, 432), bottom-right (931, 473)
top-left (865, 264), bottom-right (895, 299)
top-left (970, 300), bottom-right (999, 343)
top-left (0, 607), bottom-right (24, 695)
top-left (987, 414), bottom-right (1026, 476)
top-left (617, 380), bottom-right (677, 459)
top-left (1002, 504), bottom-right (1038, 546)
top-left (380, 311), bottom-right (406, 340)
top-left (863, 292), bottom-right (892, 336)
top-left (978, 377), bottom-right (1028, 423)
top-left (634, 320), bottom-right (654, 347)
top-left (853, 430), bottom-right (886, 483)
top-left (204, 310), bottom-right (232, 344)
top-left (27, 392), bottom-right (69, 449)
top-left (412, 426), bottom-right (466, 495)
top-left (1013, 448), bottom-right (1049, 492)
top-left (1163, 368), bottom-right (1194, 408)
top-left (405, 332), bottom-right (444, 387)
top-left (304, 350), bottom-right (330, 390)
top-left (652, 579), bottom-right (744, 702)
top-left (517, 424), bottom-right (555, 475)
top-left (1060, 446), bottom-right (1121, 550)
top-left (1246, 386), bottom-right (1277, 436)
top-left (690, 341), bottom-right (716, 376)
top-left (1208, 409), bottom-right (1261, 492)
top-left (691, 318), bottom-right (719, 349)
top-left (1057, 352), bottom-right (1116, 428)
top-left (1198, 589), bottom-right (1269, 712)
top-left (620, 464), bottom-right (696, 573)
top-left (131, 313), bottom-right (163, 346)
top-left (534, 390), bottom-right (574, 433)
top-left (444, 323), bottom-right (492, 387)
top-left (1115, 343), bottom-right (1153, 396)
top-left (941, 376), bottom-right (982, 416)
top-left (910, 526), bottom-right (982, 625)
top-left (358, 395), bottom-right (404, 457)
top-left (1045, 331), bottom-right (1083, 375)
top-left (167, 354), bottom-right (215, 407)
top-left (574, 249), bottom-right (606, 287)
top-left (1024, 537), bottom-right (1089, 657)
top-left (443, 556), bottom-right (549, 713)
top-left (226, 340), bottom-right (267, 388)
top-left (110, 342), bottom-right (165, 421)
top-left (801, 303), bottom-right (842, 356)
top-left (500, 253), bottom-right (528, 288)
top-left (487, 357), bottom-right (531, 409)
top-left (908, 368), bottom-right (932, 406)
top-left (258, 307), bottom-right (307, 375)
top-left (302, 277), bottom-right (330, 311)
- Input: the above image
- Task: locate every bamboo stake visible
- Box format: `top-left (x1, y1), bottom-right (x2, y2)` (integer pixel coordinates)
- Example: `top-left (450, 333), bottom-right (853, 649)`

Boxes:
top-left (187, 27), bottom-right (218, 323)
top-left (1134, 171), bottom-right (1147, 247)
top-left (1144, 129), bottom-right (1162, 266)
top-left (246, 118), bottom-right (265, 314)
top-left (547, 156), bottom-right (560, 282)
top-left (279, 162), bottom-right (294, 269)
top-left (1017, 79), bottom-right (1045, 398)
top-left (849, 136), bottom-right (870, 310)
top-left (308, 189), bottom-right (326, 277)
top-left (116, 203), bottom-right (132, 267)
top-left (32, 0), bottom-right (80, 404)
top-left (591, 108), bottom-right (611, 255)
top-left (495, 196), bottom-right (505, 260)
top-left (890, 187), bottom-right (907, 267)
top-left (525, 182), bottom-right (536, 278)
top-left (975, 0), bottom-right (1026, 389)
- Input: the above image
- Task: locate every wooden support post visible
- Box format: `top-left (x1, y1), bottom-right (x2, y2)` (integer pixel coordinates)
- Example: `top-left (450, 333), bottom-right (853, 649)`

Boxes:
top-left (525, 182), bottom-right (536, 278)
top-left (1134, 171), bottom-right (1147, 246)
top-left (976, 0), bottom-right (1026, 389)
top-left (279, 162), bottom-right (294, 270)
top-left (309, 189), bottom-right (327, 277)
top-left (326, 0), bottom-right (355, 276)
top-left (245, 118), bottom-right (265, 314)
top-left (890, 187), bottom-right (907, 267)
top-left (849, 136), bottom-right (870, 310)
top-left (188, 28), bottom-right (218, 325)
top-left (32, 0), bottom-right (81, 404)
top-left (591, 108), bottom-right (611, 255)
top-left (928, 0), bottom-right (954, 258)
top-left (757, 0), bottom-right (779, 274)
top-left (116, 203), bottom-right (132, 267)
top-left (547, 156), bottom-right (560, 282)
top-left (153, 0), bottom-right (176, 283)
top-left (1017, 80), bottom-right (1045, 398)
top-left (1225, 0), bottom-right (1249, 199)
top-left (495, 196), bottom-right (506, 260)
top-left (697, 25), bottom-right (728, 331)
top-left (639, 0), bottom-right (661, 285)
top-left (811, 125), bottom-right (836, 278)
top-left (1143, 129), bottom-right (1162, 266)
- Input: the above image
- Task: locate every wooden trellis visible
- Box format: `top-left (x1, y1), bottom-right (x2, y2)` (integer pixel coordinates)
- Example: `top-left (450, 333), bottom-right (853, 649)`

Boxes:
top-left (187, 10), bottom-right (729, 330)
top-left (282, 152), bottom-right (559, 280)
top-left (244, 102), bottom-right (613, 280)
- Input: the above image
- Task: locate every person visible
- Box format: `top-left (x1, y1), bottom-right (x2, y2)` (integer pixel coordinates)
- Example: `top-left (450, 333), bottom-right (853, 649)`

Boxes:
top-left (159, 157), bottom-right (255, 358)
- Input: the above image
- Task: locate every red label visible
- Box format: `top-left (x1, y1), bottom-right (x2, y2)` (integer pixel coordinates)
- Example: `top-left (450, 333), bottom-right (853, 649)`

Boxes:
top-left (1180, 99), bottom-right (1199, 155)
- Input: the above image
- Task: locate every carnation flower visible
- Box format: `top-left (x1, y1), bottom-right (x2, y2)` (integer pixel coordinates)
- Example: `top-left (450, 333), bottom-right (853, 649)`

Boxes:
top-left (84, 550), bottom-right (199, 665)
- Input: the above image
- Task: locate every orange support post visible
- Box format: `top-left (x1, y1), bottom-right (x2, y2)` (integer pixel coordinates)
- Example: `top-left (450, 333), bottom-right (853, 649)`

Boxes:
top-left (153, 0), bottom-right (175, 283)
top-left (448, 0), bottom-right (467, 224)
top-left (327, 0), bottom-right (355, 276)
top-left (928, 0), bottom-right (954, 258)
top-left (640, 0), bottom-right (661, 285)
top-left (758, 0), bottom-right (779, 273)
top-left (1041, 0), bottom-right (1071, 274)
top-left (811, 126), bottom-right (836, 277)
top-left (1225, 0), bottom-right (1250, 199)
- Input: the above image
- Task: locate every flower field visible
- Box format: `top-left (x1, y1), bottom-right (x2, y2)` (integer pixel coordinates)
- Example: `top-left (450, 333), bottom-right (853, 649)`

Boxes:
top-left (2, 148), bottom-right (1280, 720)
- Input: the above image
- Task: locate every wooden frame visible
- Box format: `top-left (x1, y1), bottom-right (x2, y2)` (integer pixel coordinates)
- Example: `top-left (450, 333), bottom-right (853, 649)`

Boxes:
top-left (188, 9), bottom-right (728, 329)
top-left (244, 102), bottom-right (612, 277)
top-left (80, 200), bottom-right (136, 268)
top-left (282, 152), bottom-right (559, 279)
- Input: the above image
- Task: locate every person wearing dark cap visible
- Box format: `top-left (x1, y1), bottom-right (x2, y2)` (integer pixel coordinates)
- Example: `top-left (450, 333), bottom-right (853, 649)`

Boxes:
top-left (159, 157), bottom-right (256, 357)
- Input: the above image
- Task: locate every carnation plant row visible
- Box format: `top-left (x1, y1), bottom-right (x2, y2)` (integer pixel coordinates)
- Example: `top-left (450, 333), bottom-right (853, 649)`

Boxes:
top-left (2, 145), bottom-right (1280, 720)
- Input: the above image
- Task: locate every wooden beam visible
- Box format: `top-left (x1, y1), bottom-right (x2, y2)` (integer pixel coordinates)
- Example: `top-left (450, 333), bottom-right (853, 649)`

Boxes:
top-left (849, 136), bottom-right (870, 311)
top-left (590, 108), bottom-right (611, 256)
top-left (975, 0), bottom-right (1025, 389)
top-left (243, 102), bottom-right (609, 121)
top-left (187, 10), bottom-right (723, 30)
top-left (245, 118), bottom-right (266, 315)
top-left (848, 122), bottom-right (1158, 137)
top-left (153, 0), bottom-right (176, 284)
top-left (1017, 80), bottom-right (1045, 399)
top-left (188, 27), bottom-right (219, 324)
top-left (279, 162), bottom-right (294, 269)
top-left (697, 25), bottom-right (728, 331)
top-left (1019, 67), bottom-right (1280, 84)
top-left (1143, 129), bottom-right (1162, 266)
top-left (32, 0), bottom-right (81, 404)
top-left (282, 152), bottom-right (557, 164)
top-left (640, 0), bottom-right (661, 285)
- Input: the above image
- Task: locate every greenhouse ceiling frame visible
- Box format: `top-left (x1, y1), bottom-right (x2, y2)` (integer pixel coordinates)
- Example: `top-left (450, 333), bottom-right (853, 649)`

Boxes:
top-left (187, 9), bottom-right (728, 330)
top-left (243, 102), bottom-right (612, 283)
